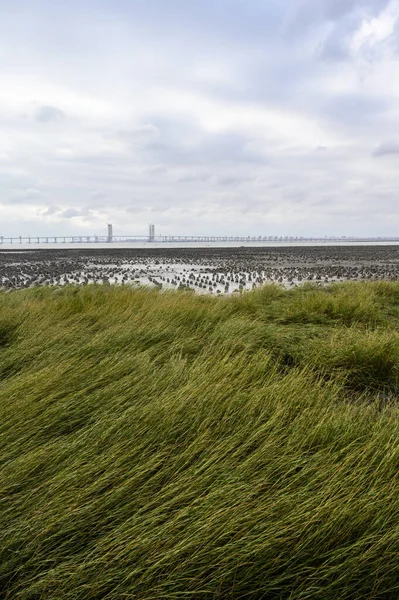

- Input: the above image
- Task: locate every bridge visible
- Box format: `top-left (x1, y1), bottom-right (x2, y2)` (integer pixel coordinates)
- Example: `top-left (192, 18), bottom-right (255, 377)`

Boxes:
top-left (1, 235), bottom-right (399, 244)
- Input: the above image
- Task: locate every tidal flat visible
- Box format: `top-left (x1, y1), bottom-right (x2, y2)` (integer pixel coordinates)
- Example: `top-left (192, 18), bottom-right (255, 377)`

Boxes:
top-left (2, 244), bottom-right (399, 293)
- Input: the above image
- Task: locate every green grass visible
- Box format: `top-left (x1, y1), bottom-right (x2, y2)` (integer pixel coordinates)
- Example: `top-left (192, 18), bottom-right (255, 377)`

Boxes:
top-left (2, 282), bottom-right (399, 599)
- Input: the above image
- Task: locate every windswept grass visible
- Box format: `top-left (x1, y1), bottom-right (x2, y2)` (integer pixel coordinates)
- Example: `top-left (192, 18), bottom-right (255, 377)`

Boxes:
top-left (2, 282), bottom-right (399, 599)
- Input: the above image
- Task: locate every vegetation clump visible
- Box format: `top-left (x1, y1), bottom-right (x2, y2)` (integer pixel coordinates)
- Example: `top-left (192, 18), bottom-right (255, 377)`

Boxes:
top-left (2, 282), bottom-right (399, 599)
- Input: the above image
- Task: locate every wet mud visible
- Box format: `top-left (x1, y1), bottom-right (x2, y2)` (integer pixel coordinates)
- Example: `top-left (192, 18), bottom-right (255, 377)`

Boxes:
top-left (2, 246), bottom-right (399, 294)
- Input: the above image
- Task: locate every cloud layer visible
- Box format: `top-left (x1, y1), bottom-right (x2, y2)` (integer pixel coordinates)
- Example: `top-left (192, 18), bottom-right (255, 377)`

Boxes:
top-left (1, 0), bottom-right (399, 236)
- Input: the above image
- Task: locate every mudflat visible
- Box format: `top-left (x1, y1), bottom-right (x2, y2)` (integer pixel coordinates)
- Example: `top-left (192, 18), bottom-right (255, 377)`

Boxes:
top-left (1, 245), bottom-right (399, 293)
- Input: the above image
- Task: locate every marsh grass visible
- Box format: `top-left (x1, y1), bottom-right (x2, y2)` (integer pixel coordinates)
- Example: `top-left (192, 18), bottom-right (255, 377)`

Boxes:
top-left (2, 282), bottom-right (399, 599)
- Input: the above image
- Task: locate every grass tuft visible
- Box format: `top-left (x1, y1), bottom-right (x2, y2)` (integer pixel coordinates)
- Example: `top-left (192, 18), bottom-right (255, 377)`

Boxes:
top-left (2, 282), bottom-right (399, 599)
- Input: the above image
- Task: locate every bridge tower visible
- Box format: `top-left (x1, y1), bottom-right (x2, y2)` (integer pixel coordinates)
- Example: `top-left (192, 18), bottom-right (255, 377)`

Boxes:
top-left (107, 223), bottom-right (113, 243)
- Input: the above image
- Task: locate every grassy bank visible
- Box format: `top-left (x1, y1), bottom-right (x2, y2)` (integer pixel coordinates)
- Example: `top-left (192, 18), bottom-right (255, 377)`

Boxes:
top-left (2, 282), bottom-right (399, 599)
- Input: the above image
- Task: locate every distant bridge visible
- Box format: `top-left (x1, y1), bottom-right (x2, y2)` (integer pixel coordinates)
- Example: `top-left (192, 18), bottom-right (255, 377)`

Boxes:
top-left (1, 235), bottom-right (399, 244)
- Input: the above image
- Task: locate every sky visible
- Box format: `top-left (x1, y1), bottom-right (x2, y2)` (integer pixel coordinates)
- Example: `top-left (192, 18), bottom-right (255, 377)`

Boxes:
top-left (1, 0), bottom-right (399, 238)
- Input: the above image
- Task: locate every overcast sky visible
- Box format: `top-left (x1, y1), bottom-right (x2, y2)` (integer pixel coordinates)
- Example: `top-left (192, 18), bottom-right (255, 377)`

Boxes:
top-left (1, 0), bottom-right (399, 237)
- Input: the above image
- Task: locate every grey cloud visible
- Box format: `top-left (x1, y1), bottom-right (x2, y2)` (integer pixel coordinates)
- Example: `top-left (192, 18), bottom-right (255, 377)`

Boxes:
top-left (23, 187), bottom-right (43, 198)
top-left (35, 105), bottom-right (65, 123)
top-left (321, 0), bottom-right (390, 21)
top-left (90, 190), bottom-right (107, 200)
top-left (286, 0), bottom-right (391, 58)
top-left (177, 171), bottom-right (213, 183)
top-left (215, 175), bottom-right (251, 186)
top-left (141, 165), bottom-right (167, 176)
top-left (291, 0), bottom-right (390, 28)
top-left (57, 207), bottom-right (99, 221)
top-left (7, 187), bottom-right (45, 204)
top-left (41, 205), bottom-right (92, 219)
top-left (320, 94), bottom-right (391, 132)
top-left (177, 171), bottom-right (252, 187)
top-left (141, 119), bottom-right (267, 166)
top-left (317, 14), bottom-right (360, 61)
top-left (392, 18), bottom-right (399, 53)
top-left (60, 208), bottom-right (80, 218)
top-left (39, 205), bottom-right (99, 222)
top-left (134, 116), bottom-right (263, 169)
top-left (116, 124), bottom-right (160, 145)
top-left (308, 0), bottom-right (392, 63)
top-left (288, 0), bottom-right (353, 32)
top-left (373, 140), bottom-right (399, 157)
top-left (321, 0), bottom-right (361, 20)
top-left (43, 205), bottom-right (61, 215)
